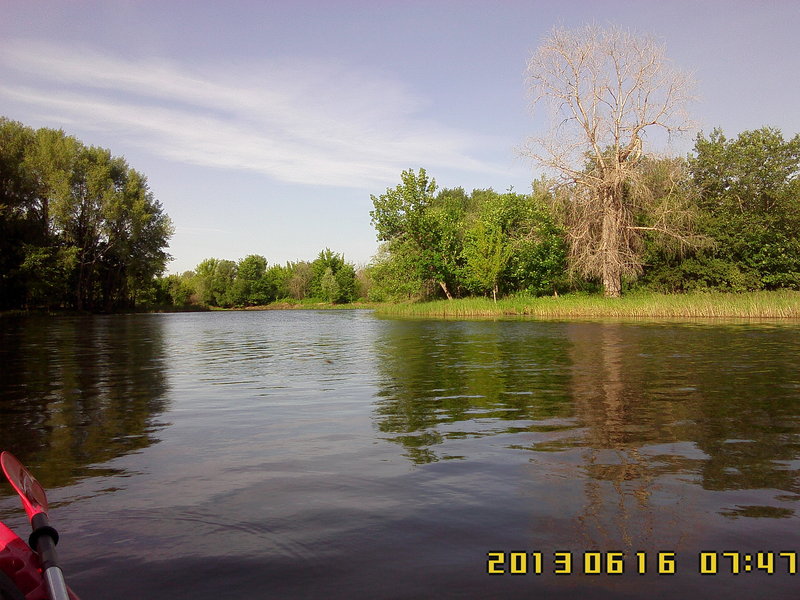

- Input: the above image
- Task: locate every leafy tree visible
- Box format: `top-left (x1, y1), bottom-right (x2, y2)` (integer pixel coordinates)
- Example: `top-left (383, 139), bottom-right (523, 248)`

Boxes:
top-left (370, 168), bottom-right (464, 299)
top-left (486, 187), bottom-right (567, 296)
top-left (645, 128), bottom-right (800, 291)
top-left (285, 261), bottom-right (313, 299)
top-left (369, 176), bottom-right (567, 301)
top-left (524, 25), bottom-right (695, 296)
top-left (194, 258), bottom-right (238, 306)
top-left (334, 262), bottom-right (357, 303)
top-left (0, 118), bottom-right (172, 311)
top-left (366, 242), bottom-right (428, 302)
top-left (230, 254), bottom-right (275, 306)
top-left (165, 274), bottom-right (194, 306)
top-left (0, 118), bottom-right (40, 308)
top-left (319, 267), bottom-right (340, 303)
top-left (463, 219), bottom-right (512, 302)
top-left (354, 266), bottom-right (371, 301)
top-left (310, 249), bottom-right (356, 303)
top-left (19, 245), bottom-right (77, 308)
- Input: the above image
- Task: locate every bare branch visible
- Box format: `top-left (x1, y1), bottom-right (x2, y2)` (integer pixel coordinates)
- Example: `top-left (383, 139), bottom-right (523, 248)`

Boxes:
top-left (522, 24), bottom-right (697, 297)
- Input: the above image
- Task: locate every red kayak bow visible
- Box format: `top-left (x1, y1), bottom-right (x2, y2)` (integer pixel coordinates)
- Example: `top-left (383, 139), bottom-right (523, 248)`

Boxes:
top-left (0, 452), bottom-right (78, 600)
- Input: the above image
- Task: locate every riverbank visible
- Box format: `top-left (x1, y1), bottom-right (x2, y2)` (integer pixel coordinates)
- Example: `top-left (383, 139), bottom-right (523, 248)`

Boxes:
top-left (374, 290), bottom-right (800, 319)
top-left (234, 300), bottom-right (379, 310)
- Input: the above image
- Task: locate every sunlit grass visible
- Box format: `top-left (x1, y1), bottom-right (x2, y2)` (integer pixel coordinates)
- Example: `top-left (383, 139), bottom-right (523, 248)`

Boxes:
top-left (240, 300), bottom-right (380, 310)
top-left (375, 290), bottom-right (800, 319)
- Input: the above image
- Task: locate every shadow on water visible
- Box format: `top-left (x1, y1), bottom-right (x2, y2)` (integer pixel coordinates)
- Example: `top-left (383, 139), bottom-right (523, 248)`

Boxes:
top-left (0, 314), bottom-right (170, 487)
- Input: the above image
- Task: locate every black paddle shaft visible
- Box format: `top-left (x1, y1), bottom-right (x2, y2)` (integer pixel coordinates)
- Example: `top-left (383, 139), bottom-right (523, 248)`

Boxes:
top-left (29, 513), bottom-right (61, 572)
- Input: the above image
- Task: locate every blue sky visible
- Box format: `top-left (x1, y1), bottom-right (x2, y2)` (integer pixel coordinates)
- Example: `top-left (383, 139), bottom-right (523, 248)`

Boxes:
top-left (1, 1), bottom-right (798, 273)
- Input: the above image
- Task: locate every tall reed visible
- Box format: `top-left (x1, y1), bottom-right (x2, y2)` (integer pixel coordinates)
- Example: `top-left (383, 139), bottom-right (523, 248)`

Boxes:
top-left (375, 291), bottom-right (800, 319)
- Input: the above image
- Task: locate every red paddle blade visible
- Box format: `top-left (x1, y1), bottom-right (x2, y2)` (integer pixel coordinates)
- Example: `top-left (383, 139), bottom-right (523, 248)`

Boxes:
top-left (1, 451), bottom-right (48, 520)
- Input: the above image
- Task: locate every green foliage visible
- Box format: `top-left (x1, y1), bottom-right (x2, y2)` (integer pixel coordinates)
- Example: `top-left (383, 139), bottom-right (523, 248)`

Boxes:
top-left (194, 258), bottom-right (238, 306)
top-left (0, 117), bottom-right (173, 311)
top-left (19, 245), bottom-right (78, 308)
top-left (366, 242), bottom-right (427, 302)
top-left (369, 171), bottom-right (567, 301)
top-left (462, 219), bottom-right (512, 300)
top-left (643, 128), bottom-right (800, 292)
top-left (229, 255), bottom-right (275, 306)
top-left (370, 168), bottom-right (465, 298)
top-left (165, 274), bottom-right (195, 306)
top-left (182, 251), bottom-right (357, 307)
top-left (319, 267), bottom-right (340, 303)
top-left (284, 261), bottom-right (313, 299)
top-left (488, 189), bottom-right (567, 296)
top-left (310, 249), bottom-right (356, 303)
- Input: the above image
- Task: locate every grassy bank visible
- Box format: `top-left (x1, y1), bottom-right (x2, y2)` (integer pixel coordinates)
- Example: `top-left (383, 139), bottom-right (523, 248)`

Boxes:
top-left (375, 290), bottom-right (800, 319)
top-left (238, 300), bottom-right (380, 310)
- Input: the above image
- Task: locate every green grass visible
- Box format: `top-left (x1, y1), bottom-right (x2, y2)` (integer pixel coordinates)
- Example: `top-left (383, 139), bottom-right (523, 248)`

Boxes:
top-left (374, 290), bottom-right (800, 319)
top-left (238, 299), bottom-right (380, 310)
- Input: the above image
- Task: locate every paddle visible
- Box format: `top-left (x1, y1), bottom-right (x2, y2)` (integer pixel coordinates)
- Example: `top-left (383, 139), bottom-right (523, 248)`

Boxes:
top-left (1, 452), bottom-right (71, 600)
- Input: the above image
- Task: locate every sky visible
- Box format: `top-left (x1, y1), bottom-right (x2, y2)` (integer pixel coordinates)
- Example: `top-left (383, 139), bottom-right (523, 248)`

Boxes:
top-left (1, 1), bottom-right (799, 274)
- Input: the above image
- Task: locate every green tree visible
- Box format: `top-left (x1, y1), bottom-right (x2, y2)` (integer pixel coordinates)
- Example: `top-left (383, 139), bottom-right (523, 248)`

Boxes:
top-left (486, 187), bottom-right (567, 296)
top-left (284, 261), bottom-right (312, 299)
top-left (0, 119), bottom-right (172, 310)
top-left (366, 241), bottom-right (427, 302)
top-left (463, 219), bottom-right (512, 302)
top-left (0, 118), bottom-right (40, 308)
top-left (230, 254), bottom-right (275, 306)
top-left (195, 258), bottom-right (238, 306)
top-left (370, 169), bottom-right (465, 299)
top-left (310, 249), bottom-right (356, 303)
top-left (694, 128), bottom-right (800, 289)
top-left (319, 267), bottom-right (340, 303)
top-left (645, 128), bottom-right (800, 291)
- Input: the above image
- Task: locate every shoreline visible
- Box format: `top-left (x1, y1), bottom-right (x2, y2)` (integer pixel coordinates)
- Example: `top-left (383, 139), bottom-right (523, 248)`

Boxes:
top-left (373, 290), bottom-right (800, 320)
top-left (4, 291), bottom-right (799, 320)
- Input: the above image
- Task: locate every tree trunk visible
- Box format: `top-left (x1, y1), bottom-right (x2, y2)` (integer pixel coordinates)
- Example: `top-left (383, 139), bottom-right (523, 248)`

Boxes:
top-left (602, 262), bottom-right (622, 298)
top-left (439, 281), bottom-right (453, 300)
top-left (492, 284), bottom-right (498, 304)
top-left (601, 189), bottom-right (623, 298)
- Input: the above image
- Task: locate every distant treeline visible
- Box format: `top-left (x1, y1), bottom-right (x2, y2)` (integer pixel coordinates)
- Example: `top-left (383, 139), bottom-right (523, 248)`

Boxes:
top-left (1, 117), bottom-right (172, 311)
top-left (154, 249), bottom-right (364, 308)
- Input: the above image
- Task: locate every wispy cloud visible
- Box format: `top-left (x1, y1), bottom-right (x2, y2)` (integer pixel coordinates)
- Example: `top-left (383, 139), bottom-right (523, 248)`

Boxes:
top-left (0, 40), bottom-right (506, 188)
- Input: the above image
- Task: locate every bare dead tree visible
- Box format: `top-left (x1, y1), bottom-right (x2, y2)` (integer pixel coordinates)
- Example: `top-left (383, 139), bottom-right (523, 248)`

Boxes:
top-left (524, 25), bottom-right (697, 297)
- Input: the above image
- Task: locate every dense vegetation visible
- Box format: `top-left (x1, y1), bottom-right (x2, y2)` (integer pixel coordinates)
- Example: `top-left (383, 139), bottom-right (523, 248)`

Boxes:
top-left (0, 118), bottom-right (173, 311)
top-left (366, 127), bottom-right (800, 303)
top-left (643, 128), bottom-right (800, 292)
top-left (152, 248), bottom-right (364, 308)
top-left (368, 170), bottom-right (566, 302)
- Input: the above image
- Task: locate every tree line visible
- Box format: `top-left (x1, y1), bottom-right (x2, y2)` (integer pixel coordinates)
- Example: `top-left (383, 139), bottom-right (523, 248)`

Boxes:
top-left (1, 117), bottom-right (173, 311)
top-left (151, 249), bottom-right (364, 308)
top-left (367, 127), bottom-right (800, 301)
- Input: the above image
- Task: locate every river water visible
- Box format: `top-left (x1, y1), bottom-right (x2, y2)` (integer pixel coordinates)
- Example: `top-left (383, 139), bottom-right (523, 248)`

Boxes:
top-left (1, 310), bottom-right (799, 599)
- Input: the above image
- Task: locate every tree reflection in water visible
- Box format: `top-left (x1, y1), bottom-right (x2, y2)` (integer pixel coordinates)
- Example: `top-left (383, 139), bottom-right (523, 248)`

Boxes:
top-left (372, 318), bottom-right (800, 551)
top-left (0, 315), bottom-right (170, 487)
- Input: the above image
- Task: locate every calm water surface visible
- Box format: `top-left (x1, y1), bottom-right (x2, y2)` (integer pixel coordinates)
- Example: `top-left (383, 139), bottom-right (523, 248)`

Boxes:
top-left (1, 311), bottom-right (799, 599)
